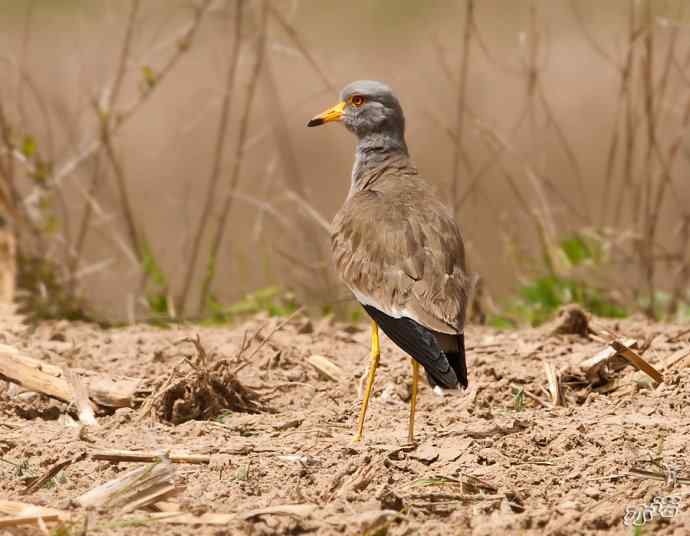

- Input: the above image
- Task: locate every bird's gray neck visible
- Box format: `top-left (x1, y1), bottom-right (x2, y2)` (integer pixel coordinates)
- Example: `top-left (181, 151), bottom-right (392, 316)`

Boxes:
top-left (350, 133), bottom-right (413, 193)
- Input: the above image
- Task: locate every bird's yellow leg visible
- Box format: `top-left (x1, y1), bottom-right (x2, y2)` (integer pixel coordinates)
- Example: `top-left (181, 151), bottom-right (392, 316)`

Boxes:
top-left (353, 319), bottom-right (380, 442)
top-left (408, 359), bottom-right (420, 444)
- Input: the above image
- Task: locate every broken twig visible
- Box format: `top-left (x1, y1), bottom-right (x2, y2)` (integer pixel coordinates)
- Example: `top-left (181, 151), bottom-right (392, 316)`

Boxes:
top-left (610, 340), bottom-right (663, 384)
top-left (544, 362), bottom-right (564, 406)
top-left (22, 452), bottom-right (86, 495)
top-left (308, 355), bottom-right (345, 382)
top-left (91, 449), bottom-right (210, 465)
top-left (75, 456), bottom-right (179, 512)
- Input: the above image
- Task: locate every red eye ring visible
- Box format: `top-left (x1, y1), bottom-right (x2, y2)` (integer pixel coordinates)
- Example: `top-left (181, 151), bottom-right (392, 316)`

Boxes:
top-left (351, 95), bottom-right (365, 107)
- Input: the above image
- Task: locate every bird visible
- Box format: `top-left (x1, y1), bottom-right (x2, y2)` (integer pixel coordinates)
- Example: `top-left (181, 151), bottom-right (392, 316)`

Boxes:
top-left (307, 80), bottom-right (470, 443)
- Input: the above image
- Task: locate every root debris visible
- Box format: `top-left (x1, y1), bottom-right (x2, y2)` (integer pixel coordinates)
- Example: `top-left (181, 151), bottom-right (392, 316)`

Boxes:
top-left (143, 335), bottom-right (269, 424)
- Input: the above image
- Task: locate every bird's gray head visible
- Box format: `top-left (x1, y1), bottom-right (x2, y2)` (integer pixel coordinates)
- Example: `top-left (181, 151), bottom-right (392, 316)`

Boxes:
top-left (307, 80), bottom-right (405, 142)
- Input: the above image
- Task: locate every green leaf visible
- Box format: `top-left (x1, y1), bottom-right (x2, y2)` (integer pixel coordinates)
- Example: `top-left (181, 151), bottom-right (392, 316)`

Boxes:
top-left (31, 158), bottom-right (53, 184)
top-left (21, 135), bottom-right (37, 158)
top-left (520, 276), bottom-right (562, 309)
top-left (559, 234), bottom-right (592, 266)
top-left (141, 242), bottom-right (167, 289)
top-left (141, 65), bottom-right (157, 89)
top-left (146, 293), bottom-right (168, 315)
top-left (488, 315), bottom-right (516, 330)
top-left (202, 286), bottom-right (300, 324)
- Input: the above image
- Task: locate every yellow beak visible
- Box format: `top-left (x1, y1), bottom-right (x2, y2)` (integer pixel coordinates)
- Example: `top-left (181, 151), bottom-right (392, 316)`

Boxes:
top-left (307, 101), bottom-right (346, 127)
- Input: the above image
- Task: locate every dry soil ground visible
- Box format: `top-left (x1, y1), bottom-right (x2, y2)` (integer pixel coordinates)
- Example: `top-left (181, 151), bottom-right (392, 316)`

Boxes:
top-left (1, 310), bottom-right (689, 535)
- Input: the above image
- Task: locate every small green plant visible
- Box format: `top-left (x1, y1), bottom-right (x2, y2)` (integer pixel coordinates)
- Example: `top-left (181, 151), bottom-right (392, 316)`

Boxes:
top-left (490, 232), bottom-right (628, 328)
top-left (17, 255), bottom-right (91, 322)
top-left (512, 386), bottom-right (525, 412)
top-left (214, 410), bottom-right (232, 423)
top-left (50, 524), bottom-right (73, 536)
top-left (364, 525), bottom-right (390, 536)
top-left (638, 290), bottom-right (690, 322)
top-left (321, 298), bottom-right (367, 325)
top-left (203, 286), bottom-right (299, 324)
top-left (141, 241), bottom-right (170, 318)
top-left (17, 459), bottom-right (31, 477)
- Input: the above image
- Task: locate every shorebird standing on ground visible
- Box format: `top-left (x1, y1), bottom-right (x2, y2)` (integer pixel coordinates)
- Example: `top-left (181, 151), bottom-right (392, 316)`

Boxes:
top-left (307, 80), bottom-right (470, 443)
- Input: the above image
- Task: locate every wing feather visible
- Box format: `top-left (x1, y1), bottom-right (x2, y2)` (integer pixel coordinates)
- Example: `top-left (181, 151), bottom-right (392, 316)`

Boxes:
top-left (331, 177), bottom-right (470, 335)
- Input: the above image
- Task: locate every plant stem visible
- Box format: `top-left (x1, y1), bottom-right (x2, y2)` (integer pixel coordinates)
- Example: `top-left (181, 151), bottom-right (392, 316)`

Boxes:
top-left (178, 0), bottom-right (245, 317)
top-left (198, 0), bottom-right (268, 313)
top-left (450, 0), bottom-right (474, 218)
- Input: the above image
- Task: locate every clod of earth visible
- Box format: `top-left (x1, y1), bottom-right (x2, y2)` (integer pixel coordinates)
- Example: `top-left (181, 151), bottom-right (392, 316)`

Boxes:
top-left (549, 304), bottom-right (592, 337)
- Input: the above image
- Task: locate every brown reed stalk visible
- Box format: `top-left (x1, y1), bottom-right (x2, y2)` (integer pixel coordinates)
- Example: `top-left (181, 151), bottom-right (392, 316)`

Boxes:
top-left (0, 103), bottom-right (20, 223)
top-left (268, 4), bottom-right (335, 91)
top-left (50, 0), bottom-right (213, 190)
top-left (646, 87), bottom-right (690, 278)
top-left (612, 1), bottom-right (640, 228)
top-left (640, 1), bottom-right (657, 315)
top-left (198, 0), bottom-right (268, 313)
top-left (534, 81), bottom-right (589, 221)
top-left (569, 0), bottom-right (618, 66)
top-left (67, 0), bottom-right (212, 293)
top-left (668, 216), bottom-right (690, 315)
top-left (450, 0), bottom-right (475, 218)
top-left (177, 0), bottom-right (245, 317)
top-left (0, 99), bottom-right (46, 250)
top-left (259, 52), bottom-right (336, 302)
top-left (600, 43), bottom-right (632, 223)
top-left (97, 0), bottom-right (144, 261)
top-left (523, 1), bottom-right (556, 242)
top-left (67, 155), bottom-right (102, 292)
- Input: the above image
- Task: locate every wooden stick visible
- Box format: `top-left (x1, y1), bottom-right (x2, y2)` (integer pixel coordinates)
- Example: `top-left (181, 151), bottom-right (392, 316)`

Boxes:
top-left (88, 376), bottom-right (142, 408)
top-left (133, 512), bottom-right (238, 525)
top-left (0, 500), bottom-right (70, 525)
top-left (91, 449), bottom-right (210, 465)
top-left (23, 452), bottom-right (87, 495)
top-left (0, 514), bottom-right (61, 528)
top-left (0, 344), bottom-right (143, 409)
top-left (509, 383), bottom-right (549, 407)
top-left (628, 468), bottom-right (690, 484)
top-left (75, 457), bottom-right (178, 511)
top-left (610, 340), bottom-right (663, 384)
top-left (0, 344), bottom-right (73, 402)
top-left (544, 362), bottom-right (564, 406)
top-left (307, 355), bottom-right (345, 382)
top-left (150, 501), bottom-right (181, 512)
top-left (239, 503), bottom-right (318, 520)
top-left (579, 337), bottom-right (637, 383)
top-left (668, 327), bottom-right (690, 343)
top-left (662, 348), bottom-right (690, 370)
top-left (63, 367), bottom-right (97, 425)
top-left (121, 485), bottom-right (180, 514)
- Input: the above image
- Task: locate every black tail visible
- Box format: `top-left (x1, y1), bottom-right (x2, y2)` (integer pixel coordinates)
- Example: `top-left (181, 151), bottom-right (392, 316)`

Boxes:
top-left (445, 334), bottom-right (468, 388)
top-left (362, 305), bottom-right (460, 389)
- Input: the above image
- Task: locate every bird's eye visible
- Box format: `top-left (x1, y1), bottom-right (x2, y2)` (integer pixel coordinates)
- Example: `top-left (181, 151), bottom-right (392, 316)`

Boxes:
top-left (351, 95), bottom-right (365, 107)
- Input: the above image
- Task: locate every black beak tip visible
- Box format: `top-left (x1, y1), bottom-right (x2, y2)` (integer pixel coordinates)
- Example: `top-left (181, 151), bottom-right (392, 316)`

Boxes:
top-left (306, 118), bottom-right (323, 128)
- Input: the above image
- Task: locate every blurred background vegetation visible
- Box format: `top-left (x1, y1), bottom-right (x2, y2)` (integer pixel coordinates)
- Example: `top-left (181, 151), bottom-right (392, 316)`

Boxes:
top-left (0, 0), bottom-right (689, 327)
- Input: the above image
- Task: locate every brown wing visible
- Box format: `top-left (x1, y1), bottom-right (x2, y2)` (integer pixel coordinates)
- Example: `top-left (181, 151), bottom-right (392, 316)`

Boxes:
top-left (331, 179), bottom-right (470, 334)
